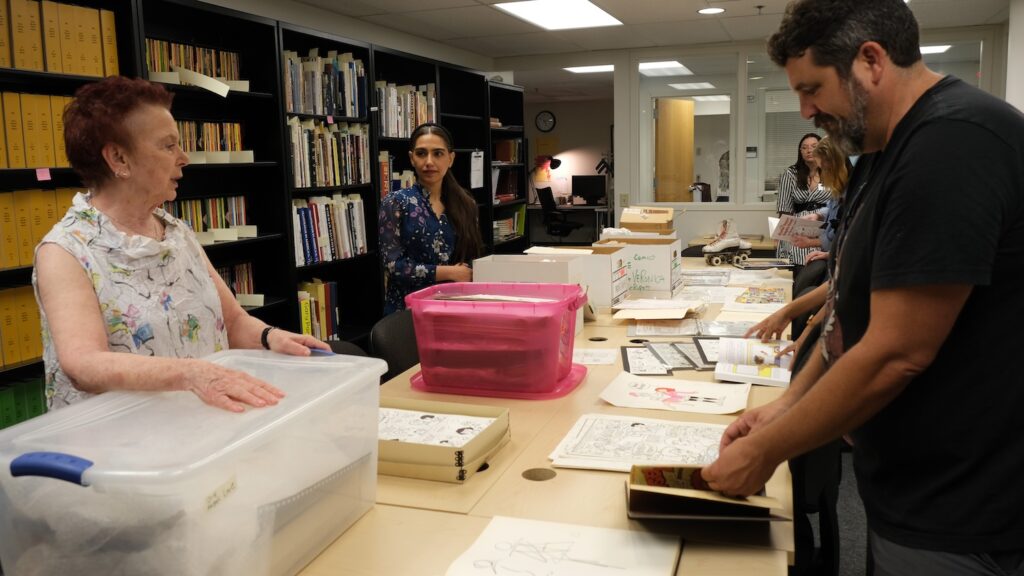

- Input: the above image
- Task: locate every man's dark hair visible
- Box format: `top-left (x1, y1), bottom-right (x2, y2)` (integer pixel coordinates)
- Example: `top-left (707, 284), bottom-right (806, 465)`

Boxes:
top-left (767, 0), bottom-right (921, 78)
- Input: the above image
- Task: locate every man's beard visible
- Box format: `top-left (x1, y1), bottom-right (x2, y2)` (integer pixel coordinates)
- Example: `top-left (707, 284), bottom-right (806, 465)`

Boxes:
top-left (814, 77), bottom-right (868, 155)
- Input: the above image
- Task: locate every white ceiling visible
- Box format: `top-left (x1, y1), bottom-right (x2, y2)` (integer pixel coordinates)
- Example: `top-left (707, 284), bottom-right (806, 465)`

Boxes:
top-left (294, 0), bottom-right (1010, 102)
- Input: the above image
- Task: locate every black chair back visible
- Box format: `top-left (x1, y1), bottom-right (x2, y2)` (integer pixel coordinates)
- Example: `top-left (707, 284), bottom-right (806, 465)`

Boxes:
top-left (536, 187), bottom-right (559, 224)
top-left (369, 309), bottom-right (419, 383)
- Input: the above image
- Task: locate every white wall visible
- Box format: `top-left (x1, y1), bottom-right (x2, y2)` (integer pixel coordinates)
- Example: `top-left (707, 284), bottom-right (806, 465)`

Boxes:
top-left (524, 99), bottom-right (614, 200)
top-left (1008, 0), bottom-right (1024, 110)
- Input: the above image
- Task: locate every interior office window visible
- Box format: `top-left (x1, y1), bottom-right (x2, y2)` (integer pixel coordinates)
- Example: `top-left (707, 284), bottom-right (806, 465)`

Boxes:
top-left (745, 52), bottom-right (816, 205)
top-left (637, 53), bottom-right (736, 204)
top-left (922, 41), bottom-right (981, 87)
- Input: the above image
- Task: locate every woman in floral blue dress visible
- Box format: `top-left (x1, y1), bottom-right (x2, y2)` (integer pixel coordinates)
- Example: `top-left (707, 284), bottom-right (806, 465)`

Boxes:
top-left (379, 123), bottom-right (483, 314)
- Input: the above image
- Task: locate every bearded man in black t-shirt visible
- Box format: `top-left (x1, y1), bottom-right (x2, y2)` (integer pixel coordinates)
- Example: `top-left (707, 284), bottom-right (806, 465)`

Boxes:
top-left (701, 1), bottom-right (1024, 573)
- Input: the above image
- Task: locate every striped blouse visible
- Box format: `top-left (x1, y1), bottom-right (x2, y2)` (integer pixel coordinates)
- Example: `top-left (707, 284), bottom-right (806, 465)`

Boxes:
top-left (776, 166), bottom-right (832, 265)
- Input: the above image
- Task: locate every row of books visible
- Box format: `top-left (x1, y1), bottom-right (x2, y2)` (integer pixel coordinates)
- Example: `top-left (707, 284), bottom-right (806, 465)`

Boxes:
top-left (1, 188), bottom-right (78, 269)
top-left (0, 0), bottom-right (118, 77)
top-left (492, 205), bottom-right (525, 243)
top-left (492, 169), bottom-right (521, 204)
top-left (282, 50), bottom-right (367, 118)
top-left (145, 37), bottom-right (241, 80)
top-left (287, 118), bottom-right (371, 189)
top-left (216, 262), bottom-right (255, 298)
top-left (0, 286), bottom-right (43, 367)
top-left (176, 120), bottom-right (244, 153)
top-left (161, 195), bottom-right (248, 233)
top-left (0, 377), bottom-right (45, 430)
top-left (493, 139), bottom-right (521, 163)
top-left (298, 278), bottom-right (338, 341)
top-left (292, 194), bottom-right (367, 266)
top-left (2, 92), bottom-right (70, 169)
top-left (376, 153), bottom-right (417, 199)
top-left (374, 81), bottom-right (436, 138)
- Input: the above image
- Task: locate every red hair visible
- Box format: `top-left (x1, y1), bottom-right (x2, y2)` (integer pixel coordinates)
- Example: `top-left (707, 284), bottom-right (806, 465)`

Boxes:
top-left (64, 76), bottom-right (175, 187)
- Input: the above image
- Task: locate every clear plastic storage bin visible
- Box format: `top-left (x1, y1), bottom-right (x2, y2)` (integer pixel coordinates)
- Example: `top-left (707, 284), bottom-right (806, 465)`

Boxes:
top-left (0, 350), bottom-right (385, 576)
top-left (406, 282), bottom-right (588, 399)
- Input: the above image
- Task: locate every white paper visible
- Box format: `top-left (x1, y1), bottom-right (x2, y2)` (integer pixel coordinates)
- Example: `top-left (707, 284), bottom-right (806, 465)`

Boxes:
top-left (770, 213), bottom-right (824, 242)
top-left (623, 347), bottom-right (670, 375)
top-left (599, 372), bottom-right (750, 414)
top-left (524, 246), bottom-right (594, 255)
top-left (172, 65), bottom-right (230, 97)
top-left (681, 269), bottom-right (730, 286)
top-left (615, 298), bottom-right (700, 310)
top-left (726, 269), bottom-right (777, 286)
top-left (633, 319), bottom-right (699, 337)
top-left (550, 413), bottom-right (726, 472)
top-left (572, 348), bottom-right (618, 365)
top-left (694, 338), bottom-right (720, 363)
top-left (470, 150), bottom-right (484, 189)
top-left (677, 286), bottom-right (745, 305)
top-left (446, 516), bottom-right (680, 576)
top-left (379, 408), bottom-right (495, 448)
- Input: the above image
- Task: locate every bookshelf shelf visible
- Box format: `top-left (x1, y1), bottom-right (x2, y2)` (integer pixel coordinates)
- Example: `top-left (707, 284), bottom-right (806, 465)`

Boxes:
top-left (494, 234), bottom-right (526, 248)
top-left (486, 81), bottom-right (527, 254)
top-left (291, 183), bottom-right (372, 196)
top-left (182, 161), bottom-right (278, 170)
top-left (285, 112), bottom-right (369, 123)
top-left (241, 296), bottom-right (289, 314)
top-left (296, 250), bottom-right (379, 272)
top-left (494, 198), bottom-right (527, 208)
top-left (491, 126), bottom-right (524, 134)
top-left (440, 112), bottom-right (483, 121)
top-left (0, 267), bottom-right (34, 289)
top-left (200, 233), bottom-right (285, 254)
top-left (492, 162), bottom-right (524, 168)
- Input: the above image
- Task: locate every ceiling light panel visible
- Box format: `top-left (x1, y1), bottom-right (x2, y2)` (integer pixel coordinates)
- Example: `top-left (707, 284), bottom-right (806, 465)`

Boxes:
top-left (565, 65), bottom-right (615, 73)
top-left (920, 45), bottom-right (952, 54)
top-left (495, 0), bottom-right (622, 31)
top-left (639, 61), bottom-right (694, 77)
top-left (668, 82), bottom-right (715, 90)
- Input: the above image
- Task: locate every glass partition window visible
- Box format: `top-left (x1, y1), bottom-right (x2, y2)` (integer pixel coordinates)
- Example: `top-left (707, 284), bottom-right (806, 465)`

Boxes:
top-left (637, 53), bottom-right (736, 205)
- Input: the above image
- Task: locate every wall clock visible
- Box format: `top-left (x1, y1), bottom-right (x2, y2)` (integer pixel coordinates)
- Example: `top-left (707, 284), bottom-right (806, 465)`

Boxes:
top-left (535, 110), bottom-right (556, 132)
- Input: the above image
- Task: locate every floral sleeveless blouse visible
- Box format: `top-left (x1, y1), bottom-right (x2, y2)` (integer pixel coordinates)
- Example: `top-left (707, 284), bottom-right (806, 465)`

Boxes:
top-left (32, 192), bottom-right (228, 409)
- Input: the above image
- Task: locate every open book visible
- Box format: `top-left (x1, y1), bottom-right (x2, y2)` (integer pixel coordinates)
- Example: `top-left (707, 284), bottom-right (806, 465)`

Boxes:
top-left (713, 337), bottom-right (792, 387)
top-left (626, 465), bottom-right (787, 521)
top-left (768, 214), bottom-right (824, 242)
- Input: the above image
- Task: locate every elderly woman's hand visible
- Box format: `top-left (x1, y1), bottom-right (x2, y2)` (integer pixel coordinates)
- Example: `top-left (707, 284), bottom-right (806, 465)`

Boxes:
top-left (265, 328), bottom-right (332, 356)
top-left (184, 360), bottom-right (285, 412)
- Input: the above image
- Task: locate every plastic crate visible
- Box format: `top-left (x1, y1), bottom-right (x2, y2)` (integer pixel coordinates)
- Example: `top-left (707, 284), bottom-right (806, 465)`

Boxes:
top-left (406, 282), bottom-right (587, 399)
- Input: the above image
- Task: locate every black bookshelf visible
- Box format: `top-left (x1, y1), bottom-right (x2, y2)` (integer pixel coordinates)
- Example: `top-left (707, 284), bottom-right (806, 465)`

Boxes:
top-left (487, 81), bottom-right (528, 253)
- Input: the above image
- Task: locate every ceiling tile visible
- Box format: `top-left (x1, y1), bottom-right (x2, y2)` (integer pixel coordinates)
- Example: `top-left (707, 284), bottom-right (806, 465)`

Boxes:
top-left (719, 14), bottom-right (789, 42)
top-left (362, 13), bottom-right (465, 40)
top-left (293, 0), bottom-right (385, 17)
top-left (556, 24), bottom-right (658, 51)
top-left (401, 5), bottom-right (540, 38)
top-left (640, 19), bottom-right (732, 46)
top-left (446, 32), bottom-right (585, 58)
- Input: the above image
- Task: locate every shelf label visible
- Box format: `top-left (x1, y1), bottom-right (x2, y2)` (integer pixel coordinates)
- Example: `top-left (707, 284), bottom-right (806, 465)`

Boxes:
top-left (326, 115), bottom-right (334, 125)
top-left (36, 168), bottom-right (52, 181)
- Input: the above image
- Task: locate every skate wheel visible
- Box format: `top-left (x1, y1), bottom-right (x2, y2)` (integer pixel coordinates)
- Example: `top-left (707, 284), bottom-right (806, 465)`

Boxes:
top-left (739, 253), bottom-right (749, 262)
top-left (710, 255), bottom-right (723, 266)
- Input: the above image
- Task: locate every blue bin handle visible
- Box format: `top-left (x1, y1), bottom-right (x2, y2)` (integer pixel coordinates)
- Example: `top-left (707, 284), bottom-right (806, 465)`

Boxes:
top-left (11, 451), bottom-right (94, 486)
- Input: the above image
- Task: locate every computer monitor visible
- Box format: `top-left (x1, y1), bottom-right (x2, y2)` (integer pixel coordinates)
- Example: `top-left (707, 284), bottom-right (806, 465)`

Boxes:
top-left (572, 175), bottom-right (607, 206)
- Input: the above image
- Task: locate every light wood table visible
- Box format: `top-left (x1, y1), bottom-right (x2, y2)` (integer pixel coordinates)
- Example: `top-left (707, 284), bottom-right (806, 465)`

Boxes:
top-left (299, 259), bottom-right (793, 575)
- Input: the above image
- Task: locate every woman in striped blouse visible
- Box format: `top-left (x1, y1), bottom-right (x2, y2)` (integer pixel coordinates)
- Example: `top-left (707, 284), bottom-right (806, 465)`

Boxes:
top-left (775, 132), bottom-right (831, 279)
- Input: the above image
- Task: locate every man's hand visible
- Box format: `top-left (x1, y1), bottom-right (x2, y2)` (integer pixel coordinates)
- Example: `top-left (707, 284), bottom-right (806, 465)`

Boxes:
top-left (720, 397), bottom-right (792, 450)
top-left (702, 435), bottom-right (778, 497)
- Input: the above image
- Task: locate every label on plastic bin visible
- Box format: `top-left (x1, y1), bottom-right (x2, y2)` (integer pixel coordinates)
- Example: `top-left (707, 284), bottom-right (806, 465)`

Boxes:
top-left (206, 474), bottom-right (238, 511)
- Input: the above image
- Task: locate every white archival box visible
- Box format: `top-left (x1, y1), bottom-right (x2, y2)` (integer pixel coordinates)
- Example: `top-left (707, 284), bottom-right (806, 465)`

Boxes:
top-left (472, 254), bottom-right (585, 333)
top-left (0, 350), bottom-right (386, 576)
top-left (593, 237), bottom-right (684, 299)
top-left (524, 246), bottom-right (632, 312)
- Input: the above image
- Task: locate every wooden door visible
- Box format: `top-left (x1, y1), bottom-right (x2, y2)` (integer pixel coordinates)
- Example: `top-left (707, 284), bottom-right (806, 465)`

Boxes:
top-left (654, 98), bottom-right (695, 202)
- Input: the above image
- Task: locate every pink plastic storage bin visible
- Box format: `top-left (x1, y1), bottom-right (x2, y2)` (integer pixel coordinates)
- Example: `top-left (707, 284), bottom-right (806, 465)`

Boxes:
top-left (406, 282), bottom-right (588, 399)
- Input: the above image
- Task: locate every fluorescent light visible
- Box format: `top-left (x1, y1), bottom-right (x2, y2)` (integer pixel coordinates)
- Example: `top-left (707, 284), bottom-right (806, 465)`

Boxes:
top-left (698, 7), bottom-right (725, 15)
top-left (668, 82), bottom-right (715, 90)
top-left (692, 95), bottom-right (730, 101)
top-left (639, 61), bottom-right (694, 77)
top-left (565, 64), bottom-right (614, 73)
top-left (495, 0), bottom-right (622, 31)
top-left (920, 45), bottom-right (952, 54)
top-left (748, 76), bottom-right (764, 80)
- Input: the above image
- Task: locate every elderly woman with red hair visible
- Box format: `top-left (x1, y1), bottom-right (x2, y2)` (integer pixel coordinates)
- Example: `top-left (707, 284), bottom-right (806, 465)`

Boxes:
top-left (33, 76), bottom-right (328, 412)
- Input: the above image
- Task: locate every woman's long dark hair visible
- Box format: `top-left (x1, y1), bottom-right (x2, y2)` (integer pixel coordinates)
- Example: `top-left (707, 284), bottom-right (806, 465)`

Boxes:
top-left (792, 132), bottom-right (821, 190)
top-left (409, 123), bottom-right (483, 263)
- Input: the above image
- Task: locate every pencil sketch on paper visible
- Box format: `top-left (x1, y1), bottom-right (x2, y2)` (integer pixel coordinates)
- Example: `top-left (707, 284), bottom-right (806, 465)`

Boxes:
top-left (446, 516), bottom-right (680, 576)
top-left (378, 408), bottom-right (495, 447)
top-left (599, 371), bottom-right (750, 415)
top-left (549, 413), bottom-right (726, 472)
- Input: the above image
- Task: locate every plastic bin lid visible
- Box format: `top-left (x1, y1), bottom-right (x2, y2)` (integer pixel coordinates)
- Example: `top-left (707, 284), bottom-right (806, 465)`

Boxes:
top-left (0, 350), bottom-right (386, 487)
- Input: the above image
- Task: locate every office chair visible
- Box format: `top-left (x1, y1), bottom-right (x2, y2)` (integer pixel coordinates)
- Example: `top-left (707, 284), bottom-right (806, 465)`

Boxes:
top-left (536, 187), bottom-right (582, 242)
top-left (328, 340), bottom-right (367, 356)
top-left (369, 308), bottom-right (419, 383)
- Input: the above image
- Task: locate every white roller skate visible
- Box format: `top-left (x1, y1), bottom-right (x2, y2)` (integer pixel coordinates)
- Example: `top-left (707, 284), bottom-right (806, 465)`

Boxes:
top-left (702, 219), bottom-right (752, 266)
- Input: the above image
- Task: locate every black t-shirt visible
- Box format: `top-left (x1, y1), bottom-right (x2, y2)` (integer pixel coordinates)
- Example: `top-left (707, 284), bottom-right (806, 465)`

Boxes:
top-left (821, 76), bottom-right (1024, 552)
